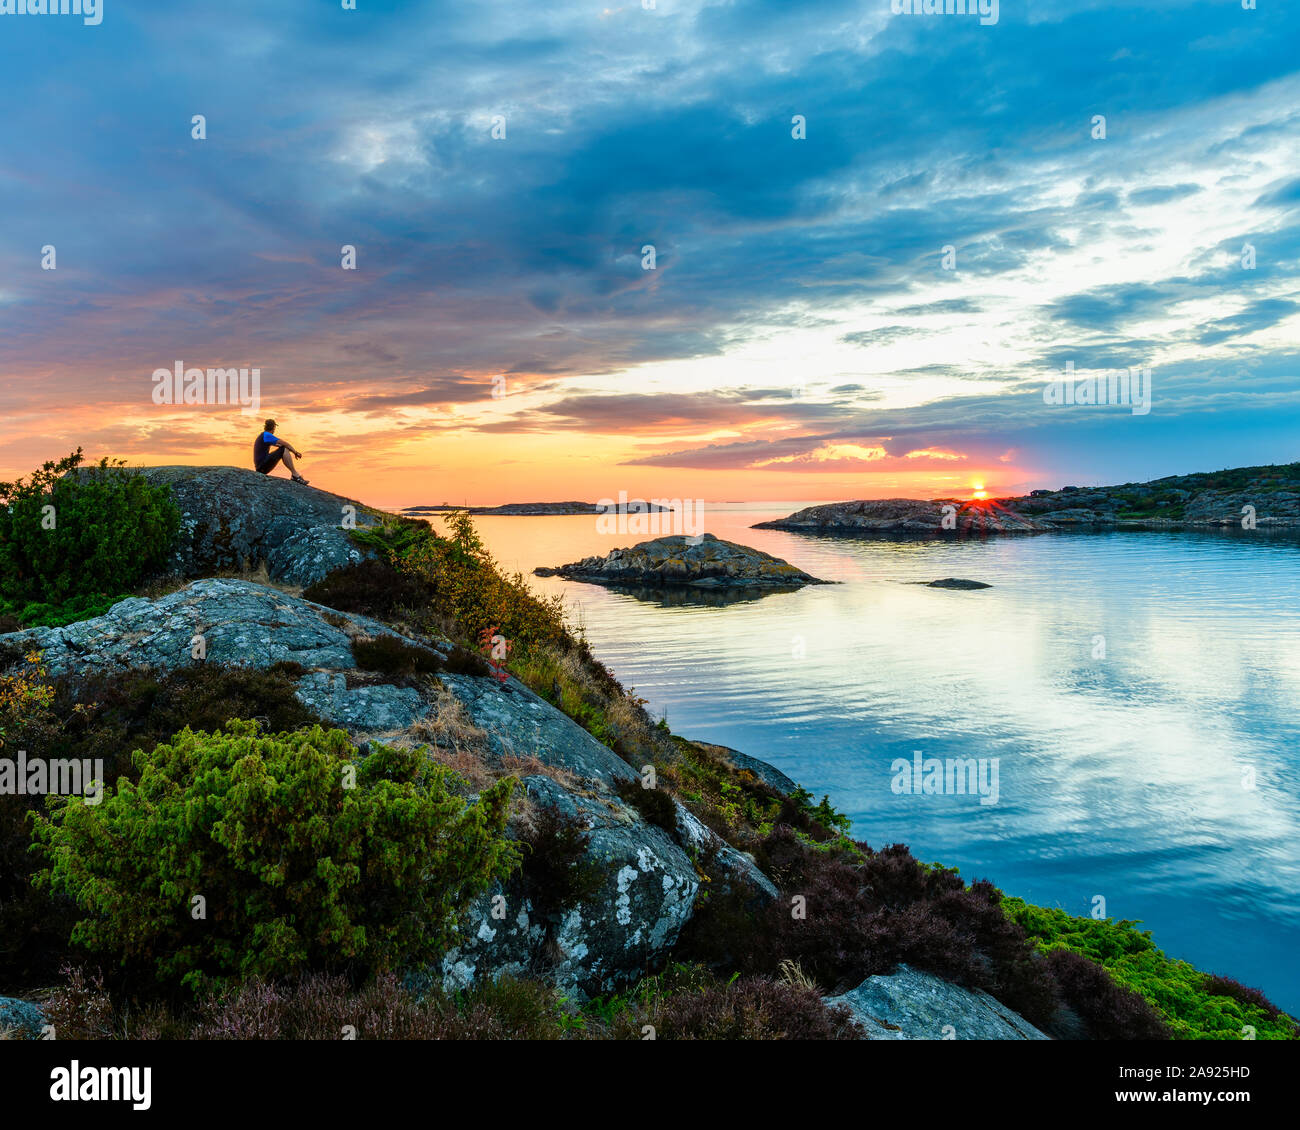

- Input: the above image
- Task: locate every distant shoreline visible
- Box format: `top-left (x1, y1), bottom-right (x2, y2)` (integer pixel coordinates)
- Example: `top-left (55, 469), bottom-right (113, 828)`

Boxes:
top-left (400, 501), bottom-right (674, 517)
top-left (756, 462), bottom-right (1300, 538)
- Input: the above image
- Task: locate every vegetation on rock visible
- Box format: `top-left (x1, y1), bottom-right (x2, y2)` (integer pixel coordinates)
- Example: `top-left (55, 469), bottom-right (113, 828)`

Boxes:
top-left (0, 451), bottom-right (181, 627)
top-left (1005, 898), bottom-right (1299, 1040)
top-left (32, 721), bottom-right (519, 993)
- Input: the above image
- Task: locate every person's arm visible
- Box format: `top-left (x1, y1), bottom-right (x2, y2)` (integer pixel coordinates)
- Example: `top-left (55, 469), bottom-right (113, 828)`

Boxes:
top-left (269, 433), bottom-right (302, 457)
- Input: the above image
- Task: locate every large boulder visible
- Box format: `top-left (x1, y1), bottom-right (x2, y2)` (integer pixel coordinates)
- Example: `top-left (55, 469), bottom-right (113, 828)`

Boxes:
top-left (826, 964), bottom-right (1050, 1040)
top-left (131, 465), bottom-right (384, 586)
top-left (436, 883), bottom-right (548, 996)
top-left (439, 775), bottom-right (702, 999)
top-left (528, 777), bottom-right (700, 997)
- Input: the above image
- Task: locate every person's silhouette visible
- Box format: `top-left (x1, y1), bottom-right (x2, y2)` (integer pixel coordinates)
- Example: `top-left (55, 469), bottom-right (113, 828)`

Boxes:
top-left (252, 419), bottom-right (308, 484)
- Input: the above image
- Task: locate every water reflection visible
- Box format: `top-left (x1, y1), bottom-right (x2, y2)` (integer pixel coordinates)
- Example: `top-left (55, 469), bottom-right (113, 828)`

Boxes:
top-left (423, 504), bottom-right (1300, 1013)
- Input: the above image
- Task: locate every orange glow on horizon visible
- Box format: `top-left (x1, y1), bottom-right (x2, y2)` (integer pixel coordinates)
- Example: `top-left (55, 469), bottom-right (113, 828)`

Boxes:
top-left (0, 399), bottom-right (1037, 510)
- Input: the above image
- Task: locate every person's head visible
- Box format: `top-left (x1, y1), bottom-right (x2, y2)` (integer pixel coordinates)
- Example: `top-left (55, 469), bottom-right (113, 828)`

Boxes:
top-left (264, 419), bottom-right (276, 432)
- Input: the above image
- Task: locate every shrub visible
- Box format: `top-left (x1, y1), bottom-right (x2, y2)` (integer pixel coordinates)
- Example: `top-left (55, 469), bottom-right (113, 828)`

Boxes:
top-left (604, 969), bottom-right (862, 1040)
top-left (37, 966), bottom-right (115, 1041)
top-left (351, 634), bottom-right (445, 677)
top-left (0, 649), bottom-right (55, 750)
top-left (43, 969), bottom-right (567, 1041)
top-left (681, 830), bottom-right (1061, 1029)
top-left (654, 737), bottom-right (846, 849)
top-left (1202, 974), bottom-right (1284, 1021)
top-left (1004, 897), bottom-right (1298, 1040)
top-left (198, 973), bottom-right (565, 1040)
top-left (302, 557), bottom-right (435, 620)
top-left (614, 777), bottom-right (678, 833)
top-left (32, 720), bottom-right (520, 993)
top-left (1045, 948), bottom-right (1171, 1040)
top-left (0, 650), bottom-right (77, 987)
top-left (0, 451), bottom-right (181, 626)
top-left (352, 515), bottom-right (570, 652)
top-left (441, 647), bottom-right (492, 677)
top-left (519, 804), bottom-right (604, 918)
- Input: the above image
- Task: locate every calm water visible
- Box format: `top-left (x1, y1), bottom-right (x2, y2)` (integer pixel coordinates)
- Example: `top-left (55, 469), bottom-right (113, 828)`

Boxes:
top-left (425, 504), bottom-right (1300, 1014)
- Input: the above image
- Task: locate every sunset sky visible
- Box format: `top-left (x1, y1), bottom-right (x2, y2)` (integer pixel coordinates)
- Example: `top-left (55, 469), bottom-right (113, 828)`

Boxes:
top-left (1, 1), bottom-right (1298, 508)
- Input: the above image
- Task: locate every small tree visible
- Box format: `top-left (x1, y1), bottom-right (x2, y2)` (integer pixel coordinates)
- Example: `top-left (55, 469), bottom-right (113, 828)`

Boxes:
top-left (33, 720), bottom-right (519, 992)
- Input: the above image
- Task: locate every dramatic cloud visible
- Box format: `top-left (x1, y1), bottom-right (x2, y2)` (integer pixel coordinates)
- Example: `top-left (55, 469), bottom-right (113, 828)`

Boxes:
top-left (0, 0), bottom-right (1297, 501)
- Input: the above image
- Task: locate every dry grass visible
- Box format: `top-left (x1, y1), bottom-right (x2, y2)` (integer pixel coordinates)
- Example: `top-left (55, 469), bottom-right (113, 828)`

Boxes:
top-left (414, 687), bottom-right (489, 748)
top-left (500, 754), bottom-right (583, 792)
top-left (410, 687), bottom-right (498, 790)
top-left (777, 959), bottom-right (818, 991)
top-left (424, 746), bottom-right (498, 792)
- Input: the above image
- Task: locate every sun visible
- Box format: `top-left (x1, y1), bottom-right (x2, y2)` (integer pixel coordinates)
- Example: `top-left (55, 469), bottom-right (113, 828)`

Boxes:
top-left (971, 481), bottom-right (988, 501)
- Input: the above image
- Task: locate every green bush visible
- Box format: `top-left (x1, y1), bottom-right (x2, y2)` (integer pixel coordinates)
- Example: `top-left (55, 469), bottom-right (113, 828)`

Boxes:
top-left (0, 660), bottom-right (334, 988)
top-left (351, 514), bottom-right (570, 651)
top-left (0, 450), bottom-right (180, 626)
top-left (1004, 898), bottom-right (1298, 1040)
top-left (32, 720), bottom-right (520, 993)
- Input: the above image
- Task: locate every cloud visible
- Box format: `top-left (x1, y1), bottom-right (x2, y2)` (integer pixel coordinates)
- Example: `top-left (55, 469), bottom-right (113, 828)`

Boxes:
top-left (2, 0), bottom-right (1300, 488)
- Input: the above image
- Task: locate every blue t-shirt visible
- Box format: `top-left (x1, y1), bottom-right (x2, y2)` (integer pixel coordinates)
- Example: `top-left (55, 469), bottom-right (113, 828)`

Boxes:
top-left (253, 432), bottom-right (283, 467)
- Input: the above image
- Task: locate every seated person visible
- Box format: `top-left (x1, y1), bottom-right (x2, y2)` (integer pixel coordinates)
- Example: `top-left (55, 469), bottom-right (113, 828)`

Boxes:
top-left (253, 419), bottom-right (308, 484)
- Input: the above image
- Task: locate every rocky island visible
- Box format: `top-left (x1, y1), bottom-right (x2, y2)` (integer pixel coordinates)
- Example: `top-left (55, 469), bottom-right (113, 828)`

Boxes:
top-left (533, 532), bottom-right (829, 591)
top-left (755, 462), bottom-right (1300, 538)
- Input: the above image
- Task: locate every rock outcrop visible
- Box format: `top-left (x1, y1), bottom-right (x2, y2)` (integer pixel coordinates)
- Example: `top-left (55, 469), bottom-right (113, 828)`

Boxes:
top-left (0, 578), bottom-right (775, 1001)
top-left (692, 740), bottom-right (799, 794)
top-left (754, 499), bottom-right (1048, 537)
top-left (128, 466), bottom-right (384, 586)
top-left (439, 775), bottom-right (701, 997)
top-left (826, 964), bottom-right (1050, 1040)
top-left (534, 533), bottom-right (828, 590)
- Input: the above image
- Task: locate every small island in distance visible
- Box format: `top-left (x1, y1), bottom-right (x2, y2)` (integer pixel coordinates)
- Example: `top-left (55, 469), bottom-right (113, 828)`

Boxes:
top-left (401, 500), bottom-right (674, 516)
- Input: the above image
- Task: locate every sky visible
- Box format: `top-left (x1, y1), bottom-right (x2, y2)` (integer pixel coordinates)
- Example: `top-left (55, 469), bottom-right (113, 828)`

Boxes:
top-left (1, 0), bottom-right (1297, 508)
